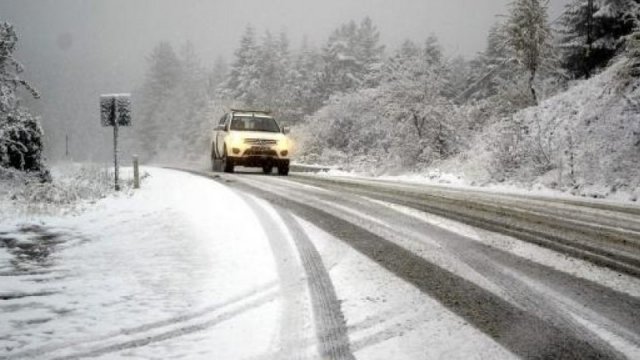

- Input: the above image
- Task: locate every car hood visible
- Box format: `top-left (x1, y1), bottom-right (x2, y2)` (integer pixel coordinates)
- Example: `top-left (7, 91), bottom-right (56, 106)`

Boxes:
top-left (232, 131), bottom-right (285, 141)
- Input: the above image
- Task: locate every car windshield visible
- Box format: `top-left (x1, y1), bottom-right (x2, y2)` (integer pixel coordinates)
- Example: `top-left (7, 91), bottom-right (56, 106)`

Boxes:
top-left (230, 116), bottom-right (280, 132)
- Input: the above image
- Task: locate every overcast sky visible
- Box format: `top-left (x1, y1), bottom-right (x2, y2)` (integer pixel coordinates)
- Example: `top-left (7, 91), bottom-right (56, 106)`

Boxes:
top-left (2, 0), bottom-right (570, 76)
top-left (0, 0), bottom-right (569, 160)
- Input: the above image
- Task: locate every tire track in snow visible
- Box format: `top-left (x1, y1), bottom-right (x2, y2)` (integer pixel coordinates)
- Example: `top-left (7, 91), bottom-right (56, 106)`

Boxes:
top-left (239, 194), bottom-right (310, 360)
top-left (277, 210), bottom-right (354, 360)
top-left (6, 283), bottom-right (279, 359)
top-left (241, 193), bottom-right (354, 360)
top-left (47, 288), bottom-right (279, 360)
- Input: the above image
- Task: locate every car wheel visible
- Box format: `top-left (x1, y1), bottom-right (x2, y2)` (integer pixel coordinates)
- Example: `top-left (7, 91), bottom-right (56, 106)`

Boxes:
top-left (262, 165), bottom-right (273, 174)
top-left (211, 146), bottom-right (219, 171)
top-left (222, 148), bottom-right (234, 173)
top-left (277, 164), bottom-right (289, 176)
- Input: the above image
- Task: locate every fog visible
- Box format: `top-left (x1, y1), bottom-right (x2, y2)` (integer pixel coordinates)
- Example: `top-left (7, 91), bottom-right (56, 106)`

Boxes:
top-left (0, 0), bottom-right (569, 161)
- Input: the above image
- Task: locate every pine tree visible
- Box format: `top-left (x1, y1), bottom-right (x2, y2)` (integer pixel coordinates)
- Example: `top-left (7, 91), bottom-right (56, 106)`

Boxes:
top-left (220, 25), bottom-right (260, 105)
top-left (398, 39), bottom-right (421, 61)
top-left (291, 37), bottom-right (324, 115)
top-left (319, 18), bottom-right (385, 98)
top-left (255, 30), bottom-right (289, 109)
top-left (424, 34), bottom-right (443, 66)
top-left (142, 42), bottom-right (182, 101)
top-left (175, 42), bottom-right (208, 152)
top-left (271, 31), bottom-right (299, 122)
top-left (137, 41), bottom-right (182, 159)
top-left (357, 17), bottom-right (385, 86)
top-left (320, 20), bottom-right (361, 95)
top-left (558, 0), bottom-right (640, 78)
top-left (208, 56), bottom-right (228, 99)
top-left (503, 0), bottom-right (554, 103)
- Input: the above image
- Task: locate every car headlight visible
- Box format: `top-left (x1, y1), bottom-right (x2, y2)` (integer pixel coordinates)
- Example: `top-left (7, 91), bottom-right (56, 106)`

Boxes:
top-left (229, 134), bottom-right (243, 147)
top-left (279, 138), bottom-right (293, 156)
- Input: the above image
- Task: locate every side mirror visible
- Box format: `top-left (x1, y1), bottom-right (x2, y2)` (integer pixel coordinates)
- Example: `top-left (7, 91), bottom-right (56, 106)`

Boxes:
top-left (215, 124), bottom-right (226, 131)
top-left (282, 126), bottom-right (290, 135)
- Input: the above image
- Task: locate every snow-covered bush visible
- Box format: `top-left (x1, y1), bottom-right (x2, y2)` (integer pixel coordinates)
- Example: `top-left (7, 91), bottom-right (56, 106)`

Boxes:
top-left (3, 164), bottom-right (143, 216)
top-left (0, 109), bottom-right (47, 175)
top-left (295, 79), bottom-right (471, 173)
top-left (294, 89), bottom-right (391, 171)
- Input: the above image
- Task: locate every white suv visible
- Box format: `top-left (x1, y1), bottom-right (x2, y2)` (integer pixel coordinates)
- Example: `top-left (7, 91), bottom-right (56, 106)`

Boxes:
top-left (211, 110), bottom-right (291, 175)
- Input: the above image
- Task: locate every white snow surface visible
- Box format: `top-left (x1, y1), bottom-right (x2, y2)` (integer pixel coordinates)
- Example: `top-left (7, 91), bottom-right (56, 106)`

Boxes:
top-left (0, 168), bottom-right (280, 359)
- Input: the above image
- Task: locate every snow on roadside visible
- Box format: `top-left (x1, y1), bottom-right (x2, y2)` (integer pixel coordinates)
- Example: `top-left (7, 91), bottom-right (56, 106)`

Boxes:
top-left (0, 168), bottom-right (280, 359)
top-left (312, 167), bottom-right (640, 206)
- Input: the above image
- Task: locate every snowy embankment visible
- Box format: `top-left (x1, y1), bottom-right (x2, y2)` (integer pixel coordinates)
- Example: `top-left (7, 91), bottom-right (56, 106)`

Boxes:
top-left (451, 57), bottom-right (640, 201)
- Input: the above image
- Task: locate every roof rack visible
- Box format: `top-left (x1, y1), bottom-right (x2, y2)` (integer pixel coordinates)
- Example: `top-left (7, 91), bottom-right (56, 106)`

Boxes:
top-left (230, 108), bottom-right (272, 115)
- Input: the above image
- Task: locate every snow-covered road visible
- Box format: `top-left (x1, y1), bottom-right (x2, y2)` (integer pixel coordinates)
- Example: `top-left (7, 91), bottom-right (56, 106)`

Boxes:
top-left (1, 167), bottom-right (640, 359)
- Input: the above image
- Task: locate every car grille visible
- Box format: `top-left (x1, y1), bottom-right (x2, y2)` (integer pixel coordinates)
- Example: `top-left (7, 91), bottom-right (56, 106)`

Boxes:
top-left (244, 138), bottom-right (277, 146)
top-left (244, 148), bottom-right (278, 156)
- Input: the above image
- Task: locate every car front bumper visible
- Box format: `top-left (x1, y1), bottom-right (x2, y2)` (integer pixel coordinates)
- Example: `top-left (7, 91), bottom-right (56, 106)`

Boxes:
top-left (228, 156), bottom-right (289, 168)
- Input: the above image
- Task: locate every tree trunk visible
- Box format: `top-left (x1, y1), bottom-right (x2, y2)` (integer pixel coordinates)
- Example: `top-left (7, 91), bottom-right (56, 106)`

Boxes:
top-left (529, 69), bottom-right (538, 104)
top-left (412, 112), bottom-right (423, 138)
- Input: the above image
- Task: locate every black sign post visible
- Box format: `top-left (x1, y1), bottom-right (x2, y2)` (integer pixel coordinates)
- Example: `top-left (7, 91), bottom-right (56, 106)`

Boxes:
top-left (100, 94), bottom-right (131, 191)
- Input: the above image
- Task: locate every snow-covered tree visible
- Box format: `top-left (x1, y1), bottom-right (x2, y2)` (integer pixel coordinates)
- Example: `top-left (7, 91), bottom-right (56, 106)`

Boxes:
top-left (379, 45), bottom-right (463, 164)
top-left (289, 38), bottom-right (324, 116)
top-left (424, 34), bottom-right (443, 67)
top-left (208, 56), bottom-right (228, 99)
top-left (0, 22), bottom-right (48, 178)
top-left (397, 40), bottom-right (422, 61)
top-left (318, 18), bottom-right (385, 97)
top-left (558, 0), bottom-right (640, 78)
top-left (136, 41), bottom-right (182, 160)
top-left (254, 30), bottom-right (290, 110)
top-left (318, 20), bottom-right (360, 96)
top-left (173, 42), bottom-right (209, 151)
top-left (133, 40), bottom-right (212, 162)
top-left (503, 0), bottom-right (554, 103)
top-left (219, 25), bottom-right (261, 105)
top-left (357, 17), bottom-right (385, 87)
top-left (458, 23), bottom-right (515, 105)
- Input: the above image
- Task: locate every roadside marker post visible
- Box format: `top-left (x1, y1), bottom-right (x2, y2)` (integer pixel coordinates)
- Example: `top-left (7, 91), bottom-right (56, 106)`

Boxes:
top-left (100, 94), bottom-right (131, 191)
top-left (133, 155), bottom-right (140, 189)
